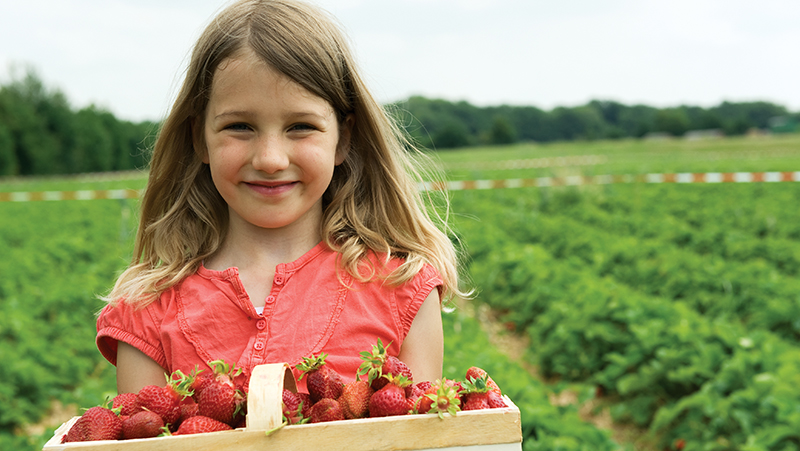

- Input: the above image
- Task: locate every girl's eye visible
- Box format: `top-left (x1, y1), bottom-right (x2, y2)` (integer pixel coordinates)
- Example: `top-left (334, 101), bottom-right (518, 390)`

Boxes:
top-left (290, 123), bottom-right (316, 132)
top-left (225, 123), bottom-right (251, 132)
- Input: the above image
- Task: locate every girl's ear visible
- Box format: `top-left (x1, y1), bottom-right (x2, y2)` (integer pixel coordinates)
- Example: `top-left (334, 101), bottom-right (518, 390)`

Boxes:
top-left (335, 114), bottom-right (354, 166)
top-left (192, 117), bottom-right (209, 164)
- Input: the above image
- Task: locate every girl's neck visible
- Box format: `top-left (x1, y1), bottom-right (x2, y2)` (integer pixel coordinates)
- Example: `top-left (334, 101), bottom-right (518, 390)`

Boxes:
top-left (206, 213), bottom-right (322, 272)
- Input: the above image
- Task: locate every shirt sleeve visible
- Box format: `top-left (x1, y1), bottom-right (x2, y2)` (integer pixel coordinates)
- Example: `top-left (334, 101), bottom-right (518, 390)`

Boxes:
top-left (397, 263), bottom-right (444, 339)
top-left (96, 299), bottom-right (168, 369)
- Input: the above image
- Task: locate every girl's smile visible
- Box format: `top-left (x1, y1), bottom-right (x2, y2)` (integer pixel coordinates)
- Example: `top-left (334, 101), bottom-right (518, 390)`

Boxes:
top-left (244, 180), bottom-right (299, 196)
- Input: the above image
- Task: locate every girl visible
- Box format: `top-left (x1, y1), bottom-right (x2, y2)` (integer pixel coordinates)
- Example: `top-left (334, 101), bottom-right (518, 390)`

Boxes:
top-left (96, 0), bottom-right (468, 394)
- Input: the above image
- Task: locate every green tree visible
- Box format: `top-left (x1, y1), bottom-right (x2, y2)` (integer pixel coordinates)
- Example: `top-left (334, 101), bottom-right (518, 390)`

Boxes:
top-left (654, 108), bottom-right (690, 136)
top-left (550, 106), bottom-right (606, 141)
top-left (0, 122), bottom-right (15, 175)
top-left (72, 106), bottom-right (114, 172)
top-left (488, 116), bottom-right (517, 145)
top-left (433, 120), bottom-right (472, 149)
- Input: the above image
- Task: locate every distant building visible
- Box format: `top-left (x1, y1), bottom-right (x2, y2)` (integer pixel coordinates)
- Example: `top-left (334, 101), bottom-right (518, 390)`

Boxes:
top-left (684, 129), bottom-right (724, 141)
top-left (768, 116), bottom-right (798, 133)
top-left (643, 132), bottom-right (673, 141)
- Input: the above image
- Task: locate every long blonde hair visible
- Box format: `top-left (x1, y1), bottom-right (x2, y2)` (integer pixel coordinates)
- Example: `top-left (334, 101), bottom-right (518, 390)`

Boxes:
top-left (105, 0), bottom-right (469, 307)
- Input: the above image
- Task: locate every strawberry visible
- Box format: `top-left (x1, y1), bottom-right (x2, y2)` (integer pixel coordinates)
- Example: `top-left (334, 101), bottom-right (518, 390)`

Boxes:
top-left (338, 380), bottom-right (374, 419)
top-left (282, 389), bottom-right (308, 425)
top-left (173, 415), bottom-right (232, 435)
top-left (461, 375), bottom-right (507, 411)
top-left (121, 410), bottom-right (164, 439)
top-left (195, 360), bottom-right (245, 426)
top-left (309, 397), bottom-right (345, 423)
top-left (444, 378), bottom-right (464, 394)
top-left (297, 392), bottom-right (314, 418)
top-left (179, 399), bottom-right (199, 423)
top-left (112, 392), bottom-right (138, 416)
top-left (405, 381), bottom-right (432, 405)
top-left (369, 374), bottom-right (412, 417)
top-left (418, 380), bottom-right (461, 418)
top-left (465, 366), bottom-right (502, 395)
top-left (297, 353), bottom-right (345, 403)
top-left (62, 405), bottom-right (123, 442)
top-left (135, 370), bottom-right (193, 427)
top-left (189, 365), bottom-right (215, 398)
top-left (358, 339), bottom-right (414, 390)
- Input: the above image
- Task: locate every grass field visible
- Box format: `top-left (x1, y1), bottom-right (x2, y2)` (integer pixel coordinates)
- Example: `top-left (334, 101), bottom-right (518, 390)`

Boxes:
top-left (2, 133), bottom-right (800, 450)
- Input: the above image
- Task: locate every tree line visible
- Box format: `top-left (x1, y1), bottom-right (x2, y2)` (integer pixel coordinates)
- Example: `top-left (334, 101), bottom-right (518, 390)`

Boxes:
top-left (0, 71), bottom-right (155, 177)
top-left (392, 96), bottom-right (799, 150)
top-left (1, 70), bottom-right (798, 176)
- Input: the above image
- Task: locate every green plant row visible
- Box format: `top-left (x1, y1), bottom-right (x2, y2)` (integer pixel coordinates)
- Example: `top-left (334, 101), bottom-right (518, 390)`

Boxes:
top-left (0, 200), bottom-right (131, 448)
top-left (498, 188), bottom-right (800, 342)
top-left (442, 308), bottom-right (619, 450)
top-left (451, 185), bottom-right (800, 450)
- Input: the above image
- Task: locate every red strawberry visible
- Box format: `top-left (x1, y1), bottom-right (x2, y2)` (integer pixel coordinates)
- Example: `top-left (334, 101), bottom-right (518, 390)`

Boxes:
top-left (112, 392), bottom-right (138, 416)
top-left (418, 380), bottom-right (461, 418)
top-left (309, 397), bottom-right (345, 423)
top-left (180, 399), bottom-right (199, 423)
top-left (405, 381), bottom-right (432, 405)
top-left (338, 380), bottom-right (374, 419)
top-left (297, 392), bottom-right (313, 418)
top-left (173, 415), bottom-right (232, 435)
top-left (62, 405), bottom-right (123, 443)
top-left (189, 366), bottom-right (215, 398)
top-left (297, 353), bottom-right (345, 403)
top-left (465, 366), bottom-right (501, 395)
top-left (135, 370), bottom-right (193, 427)
top-left (196, 360), bottom-right (245, 426)
top-left (358, 339), bottom-right (413, 391)
top-left (369, 375), bottom-right (412, 417)
top-left (282, 389), bottom-right (308, 425)
top-left (444, 378), bottom-right (464, 394)
top-left (461, 375), bottom-right (507, 411)
top-left (121, 410), bottom-right (164, 439)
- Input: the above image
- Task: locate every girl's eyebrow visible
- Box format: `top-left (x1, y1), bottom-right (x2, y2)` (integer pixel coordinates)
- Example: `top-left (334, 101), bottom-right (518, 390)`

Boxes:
top-left (214, 110), bottom-right (254, 121)
top-left (213, 110), bottom-right (331, 121)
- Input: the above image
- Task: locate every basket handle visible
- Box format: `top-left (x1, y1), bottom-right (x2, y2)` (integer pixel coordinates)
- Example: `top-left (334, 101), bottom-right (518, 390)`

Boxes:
top-left (245, 363), bottom-right (297, 431)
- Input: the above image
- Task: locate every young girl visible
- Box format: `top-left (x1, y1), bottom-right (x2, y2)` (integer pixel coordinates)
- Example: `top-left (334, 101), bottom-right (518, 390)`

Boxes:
top-left (96, 0), bottom-right (468, 394)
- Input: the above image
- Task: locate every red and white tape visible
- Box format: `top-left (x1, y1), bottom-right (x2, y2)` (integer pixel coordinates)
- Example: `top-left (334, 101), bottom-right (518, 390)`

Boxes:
top-left (421, 171), bottom-right (800, 191)
top-left (0, 189), bottom-right (140, 202)
top-left (3, 171), bottom-right (800, 202)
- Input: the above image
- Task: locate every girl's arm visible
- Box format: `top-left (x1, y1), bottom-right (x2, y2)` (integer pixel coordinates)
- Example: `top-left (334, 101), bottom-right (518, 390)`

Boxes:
top-left (398, 289), bottom-right (444, 382)
top-left (116, 341), bottom-right (169, 393)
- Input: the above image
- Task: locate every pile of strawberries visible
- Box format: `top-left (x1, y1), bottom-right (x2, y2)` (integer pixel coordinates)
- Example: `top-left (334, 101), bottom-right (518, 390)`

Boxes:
top-left (288, 339), bottom-right (507, 424)
top-left (61, 339), bottom-right (507, 443)
top-left (61, 359), bottom-right (247, 442)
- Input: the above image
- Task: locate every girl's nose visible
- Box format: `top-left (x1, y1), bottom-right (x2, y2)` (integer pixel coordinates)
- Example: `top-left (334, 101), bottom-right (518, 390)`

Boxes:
top-left (251, 134), bottom-right (290, 174)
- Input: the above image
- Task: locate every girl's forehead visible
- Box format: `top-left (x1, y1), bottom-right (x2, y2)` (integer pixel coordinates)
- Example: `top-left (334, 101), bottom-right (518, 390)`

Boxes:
top-left (207, 50), bottom-right (335, 117)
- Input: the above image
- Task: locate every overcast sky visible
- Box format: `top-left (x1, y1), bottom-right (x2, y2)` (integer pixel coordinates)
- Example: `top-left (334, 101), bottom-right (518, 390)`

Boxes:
top-left (2, 0), bottom-right (799, 122)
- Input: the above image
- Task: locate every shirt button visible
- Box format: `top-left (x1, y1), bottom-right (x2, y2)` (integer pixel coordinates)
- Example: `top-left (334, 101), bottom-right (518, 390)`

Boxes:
top-left (274, 274), bottom-right (284, 285)
top-left (254, 342), bottom-right (264, 351)
top-left (256, 319), bottom-right (266, 330)
top-left (266, 295), bottom-right (276, 304)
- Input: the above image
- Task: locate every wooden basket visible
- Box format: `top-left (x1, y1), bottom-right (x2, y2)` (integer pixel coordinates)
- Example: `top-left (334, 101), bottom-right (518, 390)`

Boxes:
top-left (43, 363), bottom-right (523, 451)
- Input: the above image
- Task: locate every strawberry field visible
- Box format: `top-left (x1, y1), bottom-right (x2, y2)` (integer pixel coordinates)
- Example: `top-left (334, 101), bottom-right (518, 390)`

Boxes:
top-left (3, 133), bottom-right (800, 450)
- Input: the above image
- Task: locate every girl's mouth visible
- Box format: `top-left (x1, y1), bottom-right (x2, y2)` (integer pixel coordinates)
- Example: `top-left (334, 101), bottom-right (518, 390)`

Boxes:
top-left (245, 181), bottom-right (297, 195)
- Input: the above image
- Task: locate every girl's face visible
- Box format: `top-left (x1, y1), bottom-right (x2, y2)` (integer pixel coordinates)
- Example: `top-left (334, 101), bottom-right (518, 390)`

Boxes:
top-left (200, 50), bottom-right (350, 235)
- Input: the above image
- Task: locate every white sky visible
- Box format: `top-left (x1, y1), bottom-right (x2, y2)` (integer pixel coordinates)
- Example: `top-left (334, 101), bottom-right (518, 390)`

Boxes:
top-left (1, 0), bottom-right (799, 122)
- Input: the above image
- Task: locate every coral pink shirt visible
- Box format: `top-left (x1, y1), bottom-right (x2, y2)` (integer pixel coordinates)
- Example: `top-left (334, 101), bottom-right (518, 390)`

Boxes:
top-left (96, 242), bottom-right (442, 388)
